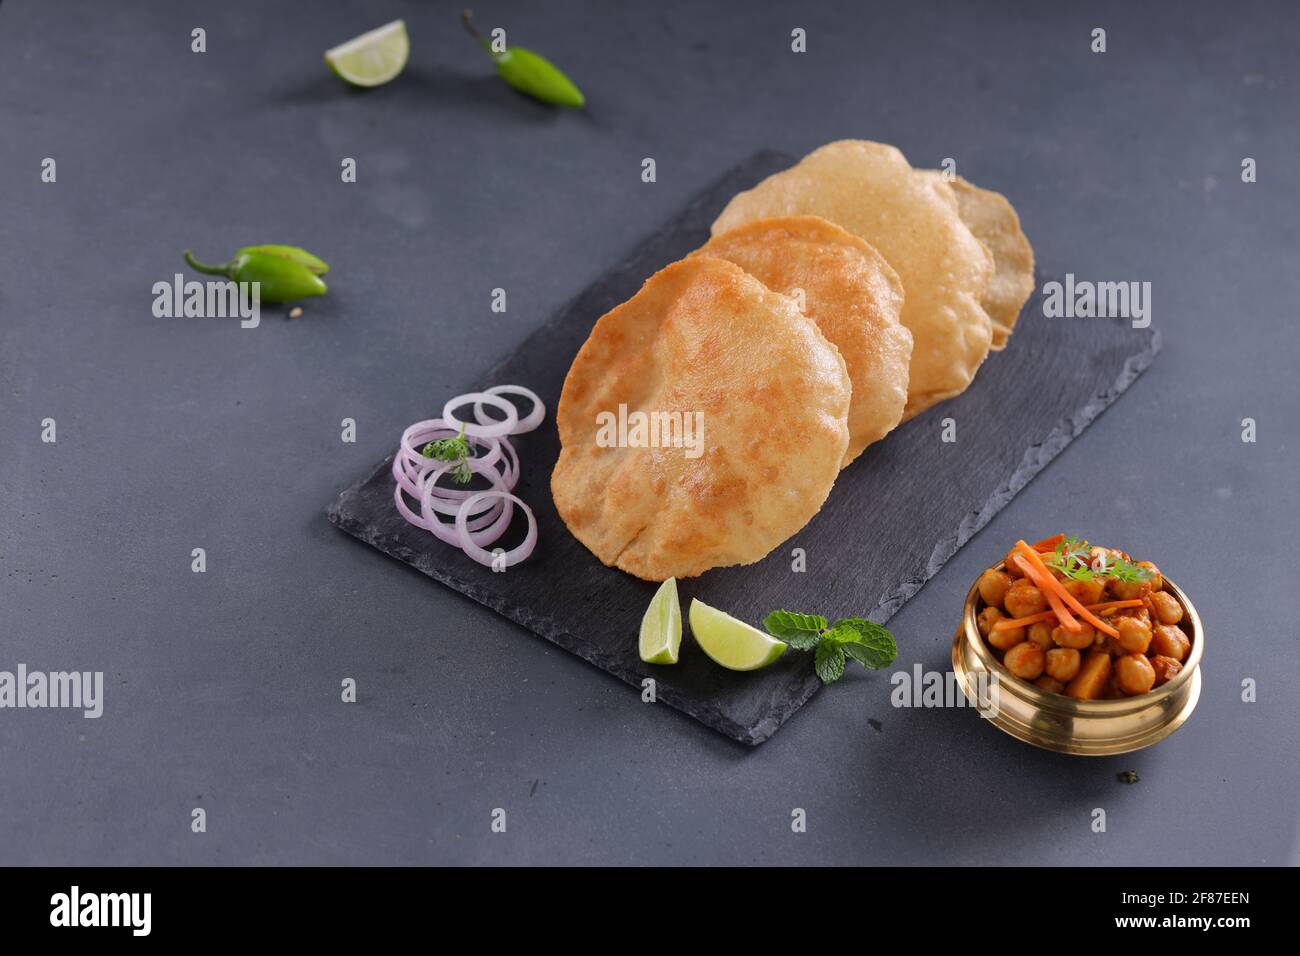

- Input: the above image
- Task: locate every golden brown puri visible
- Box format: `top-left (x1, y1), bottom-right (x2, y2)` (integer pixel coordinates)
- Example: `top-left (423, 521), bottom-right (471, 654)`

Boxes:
top-left (692, 215), bottom-right (911, 467)
top-left (920, 172), bottom-right (1035, 350)
top-left (712, 140), bottom-right (995, 419)
top-left (552, 256), bottom-right (850, 581)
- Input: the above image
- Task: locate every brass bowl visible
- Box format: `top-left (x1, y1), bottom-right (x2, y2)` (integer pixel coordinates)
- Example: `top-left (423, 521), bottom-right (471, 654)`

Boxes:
top-left (951, 561), bottom-right (1203, 756)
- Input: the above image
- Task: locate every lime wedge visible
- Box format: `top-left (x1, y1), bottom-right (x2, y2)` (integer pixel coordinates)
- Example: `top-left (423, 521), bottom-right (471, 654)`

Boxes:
top-left (688, 599), bottom-right (788, 671)
top-left (639, 578), bottom-right (682, 664)
top-left (325, 20), bottom-right (409, 88)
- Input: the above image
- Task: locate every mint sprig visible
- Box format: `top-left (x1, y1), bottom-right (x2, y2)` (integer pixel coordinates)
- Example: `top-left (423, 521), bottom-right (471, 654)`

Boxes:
top-left (762, 610), bottom-right (898, 684)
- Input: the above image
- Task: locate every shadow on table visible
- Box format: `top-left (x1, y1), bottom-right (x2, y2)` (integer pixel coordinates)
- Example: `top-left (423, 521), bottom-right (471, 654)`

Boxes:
top-left (846, 649), bottom-right (1156, 863)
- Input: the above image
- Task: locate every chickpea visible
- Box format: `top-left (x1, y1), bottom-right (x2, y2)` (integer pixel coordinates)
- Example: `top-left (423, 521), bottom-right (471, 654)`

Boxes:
top-left (1005, 548), bottom-right (1026, 578)
top-left (1138, 561), bottom-right (1163, 592)
top-left (978, 569), bottom-right (1012, 607)
top-left (1115, 616), bottom-right (1153, 655)
top-left (1004, 641), bottom-right (1045, 680)
top-left (1115, 653), bottom-right (1156, 695)
top-left (1052, 620), bottom-right (1095, 650)
top-left (987, 622), bottom-right (1025, 651)
top-left (1108, 577), bottom-right (1149, 601)
top-left (1150, 655), bottom-right (1183, 686)
top-left (1034, 676), bottom-right (1065, 694)
top-left (1062, 577), bottom-right (1105, 606)
top-left (1004, 580), bottom-right (1048, 618)
top-left (976, 606), bottom-right (1003, 638)
top-left (1150, 591), bottom-right (1183, 625)
top-left (1150, 624), bottom-right (1191, 662)
top-left (1045, 647), bottom-right (1081, 682)
top-left (1127, 606), bottom-right (1152, 629)
top-left (1027, 621), bottom-right (1054, 650)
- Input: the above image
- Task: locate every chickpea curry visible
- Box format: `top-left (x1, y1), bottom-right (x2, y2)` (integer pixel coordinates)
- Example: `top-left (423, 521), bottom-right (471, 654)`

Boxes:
top-left (974, 535), bottom-right (1191, 700)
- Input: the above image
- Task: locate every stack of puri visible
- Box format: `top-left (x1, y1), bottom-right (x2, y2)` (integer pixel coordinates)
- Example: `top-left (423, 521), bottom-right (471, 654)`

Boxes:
top-left (553, 140), bottom-right (1035, 581)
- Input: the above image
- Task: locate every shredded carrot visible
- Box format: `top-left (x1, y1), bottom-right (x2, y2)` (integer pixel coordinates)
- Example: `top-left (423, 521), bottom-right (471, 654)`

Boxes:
top-left (1032, 533), bottom-right (1065, 551)
top-left (992, 599), bottom-right (1143, 631)
top-left (991, 610), bottom-right (1055, 630)
top-left (1014, 540), bottom-right (1120, 638)
top-left (1087, 599), bottom-right (1144, 616)
top-left (1013, 554), bottom-right (1081, 631)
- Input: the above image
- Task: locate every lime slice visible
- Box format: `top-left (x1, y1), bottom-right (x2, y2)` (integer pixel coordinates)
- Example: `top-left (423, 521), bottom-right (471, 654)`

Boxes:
top-left (325, 20), bottom-right (409, 88)
top-left (639, 578), bottom-right (682, 664)
top-left (688, 599), bottom-right (788, 671)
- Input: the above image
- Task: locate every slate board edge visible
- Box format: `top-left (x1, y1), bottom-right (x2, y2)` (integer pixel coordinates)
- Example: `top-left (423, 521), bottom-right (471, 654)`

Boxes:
top-left (325, 466), bottom-right (797, 746)
top-left (864, 326), bottom-right (1164, 624)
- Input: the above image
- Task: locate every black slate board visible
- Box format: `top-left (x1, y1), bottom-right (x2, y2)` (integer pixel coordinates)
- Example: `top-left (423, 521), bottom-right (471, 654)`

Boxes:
top-left (328, 150), bottom-right (1160, 746)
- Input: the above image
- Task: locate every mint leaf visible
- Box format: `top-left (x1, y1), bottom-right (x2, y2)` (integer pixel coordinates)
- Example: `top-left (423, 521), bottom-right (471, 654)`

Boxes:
top-left (762, 610), bottom-right (827, 651)
top-left (842, 641), bottom-right (894, 669)
top-left (814, 640), bottom-right (846, 683)
top-left (780, 631), bottom-right (822, 652)
top-left (828, 618), bottom-right (897, 669)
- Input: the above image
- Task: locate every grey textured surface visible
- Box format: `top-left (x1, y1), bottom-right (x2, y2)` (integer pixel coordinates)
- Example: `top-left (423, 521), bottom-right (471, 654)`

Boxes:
top-left (328, 150), bottom-right (1158, 745)
top-left (1, 0), bottom-right (1297, 865)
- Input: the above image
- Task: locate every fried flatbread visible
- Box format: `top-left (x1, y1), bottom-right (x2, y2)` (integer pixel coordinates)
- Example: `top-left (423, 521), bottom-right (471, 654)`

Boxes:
top-left (692, 215), bottom-right (911, 466)
top-left (552, 256), bottom-right (850, 581)
top-left (712, 140), bottom-right (995, 418)
top-left (920, 172), bottom-right (1035, 350)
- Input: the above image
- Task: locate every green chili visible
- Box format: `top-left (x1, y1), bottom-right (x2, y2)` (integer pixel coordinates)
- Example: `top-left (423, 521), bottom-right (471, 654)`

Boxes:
top-left (183, 249), bottom-right (327, 303)
top-left (234, 244), bottom-right (329, 276)
top-left (462, 9), bottom-right (585, 109)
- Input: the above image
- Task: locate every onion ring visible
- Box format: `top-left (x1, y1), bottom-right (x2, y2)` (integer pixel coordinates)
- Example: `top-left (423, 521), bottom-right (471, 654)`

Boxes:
top-left (392, 386), bottom-right (539, 566)
top-left (420, 461), bottom-right (515, 547)
top-left (394, 461), bottom-right (510, 544)
top-left (443, 392), bottom-right (518, 439)
top-left (454, 491), bottom-right (537, 568)
top-left (473, 385), bottom-right (546, 434)
top-left (395, 467), bottom-right (507, 530)
top-left (394, 479), bottom-right (506, 537)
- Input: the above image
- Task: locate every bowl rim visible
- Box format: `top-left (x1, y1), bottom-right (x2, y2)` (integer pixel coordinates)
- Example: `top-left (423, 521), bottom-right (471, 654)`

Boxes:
top-left (962, 560), bottom-right (1203, 714)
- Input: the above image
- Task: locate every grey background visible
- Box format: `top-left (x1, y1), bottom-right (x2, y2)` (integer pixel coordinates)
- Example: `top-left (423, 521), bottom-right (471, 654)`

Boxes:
top-left (1, 0), bottom-right (1296, 865)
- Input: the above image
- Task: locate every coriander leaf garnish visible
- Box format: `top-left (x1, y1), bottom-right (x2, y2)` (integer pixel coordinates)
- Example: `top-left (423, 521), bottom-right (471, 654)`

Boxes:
top-left (1046, 535), bottom-right (1153, 584)
top-left (421, 424), bottom-right (473, 484)
top-left (761, 610), bottom-right (827, 650)
top-left (763, 608), bottom-right (898, 683)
